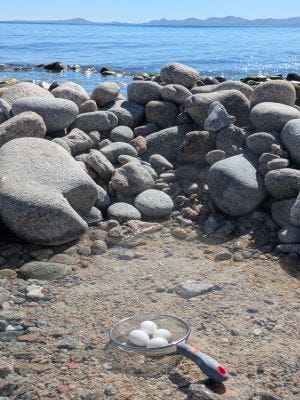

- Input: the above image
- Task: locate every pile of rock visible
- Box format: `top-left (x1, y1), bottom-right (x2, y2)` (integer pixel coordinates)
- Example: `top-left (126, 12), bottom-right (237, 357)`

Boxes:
top-left (1, 62), bottom-right (300, 256)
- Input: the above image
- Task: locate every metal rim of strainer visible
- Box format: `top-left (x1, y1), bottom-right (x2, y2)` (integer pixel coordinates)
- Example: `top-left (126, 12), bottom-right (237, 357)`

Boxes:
top-left (109, 313), bottom-right (191, 353)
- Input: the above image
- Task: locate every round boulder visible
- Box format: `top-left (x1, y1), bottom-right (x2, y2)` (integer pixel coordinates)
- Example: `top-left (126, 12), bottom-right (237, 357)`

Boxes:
top-left (145, 100), bottom-right (178, 128)
top-left (161, 84), bottom-right (192, 105)
top-left (281, 119), bottom-right (300, 165)
top-left (107, 100), bottom-right (144, 128)
top-left (70, 111), bottom-right (118, 132)
top-left (100, 142), bottom-right (137, 164)
top-left (127, 81), bottom-right (162, 105)
top-left (278, 226), bottom-right (300, 244)
top-left (107, 202), bottom-right (141, 222)
top-left (1, 82), bottom-right (54, 106)
top-left (271, 198), bottom-right (296, 227)
top-left (207, 153), bottom-right (267, 216)
top-left (91, 82), bottom-right (120, 107)
top-left (110, 125), bottom-right (134, 142)
top-left (246, 132), bottom-right (277, 155)
top-left (212, 80), bottom-right (253, 99)
top-left (265, 169), bottom-right (300, 199)
top-left (134, 189), bottom-right (173, 217)
top-left (185, 90), bottom-right (250, 128)
top-left (250, 102), bottom-right (300, 132)
top-left (160, 62), bottom-right (199, 89)
top-left (250, 80), bottom-right (296, 108)
top-left (12, 97), bottom-right (79, 133)
top-left (51, 82), bottom-right (89, 106)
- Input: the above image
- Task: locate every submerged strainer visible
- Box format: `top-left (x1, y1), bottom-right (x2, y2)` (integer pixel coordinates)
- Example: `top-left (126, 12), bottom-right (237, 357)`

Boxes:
top-left (109, 313), bottom-right (228, 382)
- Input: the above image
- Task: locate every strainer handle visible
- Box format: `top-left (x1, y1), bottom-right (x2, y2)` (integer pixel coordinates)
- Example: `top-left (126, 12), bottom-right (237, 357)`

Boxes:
top-left (176, 342), bottom-right (228, 382)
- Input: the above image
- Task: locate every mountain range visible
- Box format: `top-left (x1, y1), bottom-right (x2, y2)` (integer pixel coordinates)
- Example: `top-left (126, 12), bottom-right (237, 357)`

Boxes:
top-left (2, 16), bottom-right (300, 27)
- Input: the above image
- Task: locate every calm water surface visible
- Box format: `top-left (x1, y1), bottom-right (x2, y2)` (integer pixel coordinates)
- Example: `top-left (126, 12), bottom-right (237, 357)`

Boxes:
top-left (0, 23), bottom-right (300, 92)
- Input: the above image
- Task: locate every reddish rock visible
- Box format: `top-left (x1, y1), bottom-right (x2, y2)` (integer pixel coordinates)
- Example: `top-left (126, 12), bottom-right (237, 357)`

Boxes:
top-left (171, 227), bottom-right (188, 239)
top-left (67, 362), bottom-right (80, 369)
top-left (17, 332), bottom-right (40, 342)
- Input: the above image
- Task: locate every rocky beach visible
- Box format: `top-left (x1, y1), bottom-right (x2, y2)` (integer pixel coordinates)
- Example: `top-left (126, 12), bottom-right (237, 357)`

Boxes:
top-left (0, 61), bottom-right (299, 400)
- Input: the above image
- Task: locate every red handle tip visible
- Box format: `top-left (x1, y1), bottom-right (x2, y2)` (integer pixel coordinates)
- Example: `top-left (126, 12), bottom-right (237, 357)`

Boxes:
top-left (216, 365), bottom-right (227, 376)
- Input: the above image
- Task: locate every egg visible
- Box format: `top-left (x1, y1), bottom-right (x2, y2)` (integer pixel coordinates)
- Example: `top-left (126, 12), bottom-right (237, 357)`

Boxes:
top-left (146, 337), bottom-right (169, 348)
top-left (153, 328), bottom-right (172, 341)
top-left (128, 329), bottom-right (149, 346)
top-left (140, 320), bottom-right (158, 335)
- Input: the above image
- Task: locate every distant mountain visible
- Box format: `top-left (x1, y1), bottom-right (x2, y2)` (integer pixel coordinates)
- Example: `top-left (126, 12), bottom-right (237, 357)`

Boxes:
top-left (2, 16), bottom-right (300, 27)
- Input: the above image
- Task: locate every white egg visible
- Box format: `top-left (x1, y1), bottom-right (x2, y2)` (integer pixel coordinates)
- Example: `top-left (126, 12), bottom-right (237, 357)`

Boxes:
top-left (146, 337), bottom-right (169, 348)
top-left (153, 328), bottom-right (172, 341)
top-left (140, 320), bottom-right (158, 335)
top-left (128, 329), bottom-right (149, 346)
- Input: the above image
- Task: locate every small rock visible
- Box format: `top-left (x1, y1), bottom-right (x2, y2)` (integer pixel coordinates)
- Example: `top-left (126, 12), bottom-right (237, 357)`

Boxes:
top-left (233, 252), bottom-right (244, 262)
top-left (91, 240), bottom-right (108, 255)
top-left (215, 251), bottom-right (232, 261)
top-left (175, 280), bottom-right (219, 299)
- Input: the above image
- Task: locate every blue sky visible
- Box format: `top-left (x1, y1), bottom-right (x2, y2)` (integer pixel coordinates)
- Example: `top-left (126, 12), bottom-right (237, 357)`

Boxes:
top-left (1, 0), bottom-right (300, 22)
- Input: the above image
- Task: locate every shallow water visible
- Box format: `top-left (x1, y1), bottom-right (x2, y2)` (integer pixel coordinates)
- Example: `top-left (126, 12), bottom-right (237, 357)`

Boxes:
top-left (1, 23), bottom-right (300, 92)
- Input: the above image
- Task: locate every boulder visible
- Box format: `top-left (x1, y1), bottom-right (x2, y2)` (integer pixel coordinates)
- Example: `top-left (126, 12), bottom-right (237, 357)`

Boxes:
top-left (127, 81), bottom-right (162, 105)
top-left (107, 202), bottom-right (141, 222)
top-left (216, 124), bottom-right (245, 156)
top-left (19, 262), bottom-right (72, 280)
top-left (160, 62), bottom-right (199, 89)
top-left (109, 162), bottom-right (155, 200)
top-left (205, 149), bottom-right (226, 165)
top-left (78, 99), bottom-right (97, 114)
top-left (12, 96), bottom-right (78, 133)
top-left (161, 84), bottom-right (192, 104)
top-left (149, 154), bottom-right (173, 172)
top-left (95, 185), bottom-right (111, 211)
top-left (0, 98), bottom-right (12, 119)
top-left (110, 125), bottom-right (134, 142)
top-left (130, 135), bottom-right (147, 155)
top-left (44, 61), bottom-right (66, 71)
top-left (281, 119), bottom-right (300, 164)
top-left (278, 226), bottom-right (300, 244)
top-left (134, 189), bottom-right (173, 217)
top-left (0, 138), bottom-right (98, 245)
top-left (51, 82), bottom-right (89, 106)
top-left (180, 130), bottom-right (216, 165)
top-left (185, 90), bottom-right (250, 128)
top-left (145, 125), bottom-right (191, 161)
top-left (0, 109), bottom-right (6, 124)
top-left (91, 82), bottom-right (120, 107)
top-left (250, 80), bottom-right (296, 108)
top-left (250, 102), bottom-right (300, 132)
top-left (70, 111), bottom-right (118, 132)
top-left (63, 128), bottom-right (94, 155)
top-left (1, 82), bottom-right (53, 106)
top-left (212, 80), bottom-right (253, 99)
top-left (265, 168), bottom-right (300, 199)
top-left (207, 153), bottom-right (267, 216)
top-left (100, 142), bottom-right (137, 164)
top-left (107, 100), bottom-right (144, 128)
top-left (52, 137), bottom-right (71, 153)
top-left (290, 194), bottom-right (300, 226)
top-left (0, 112), bottom-right (46, 147)
top-left (267, 158), bottom-right (289, 170)
top-left (204, 101), bottom-right (236, 132)
top-left (134, 122), bottom-right (158, 137)
top-left (246, 132), bottom-right (277, 155)
top-left (86, 149), bottom-right (115, 180)
top-left (271, 198), bottom-right (296, 227)
top-left (145, 100), bottom-right (178, 128)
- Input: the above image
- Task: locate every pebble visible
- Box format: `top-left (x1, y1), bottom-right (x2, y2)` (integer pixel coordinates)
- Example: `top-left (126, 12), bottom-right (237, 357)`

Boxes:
top-left (233, 252), bottom-right (244, 262)
top-left (253, 328), bottom-right (262, 336)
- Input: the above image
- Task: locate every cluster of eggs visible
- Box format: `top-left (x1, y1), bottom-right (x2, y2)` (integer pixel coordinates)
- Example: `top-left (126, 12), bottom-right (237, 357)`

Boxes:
top-left (128, 320), bottom-right (172, 348)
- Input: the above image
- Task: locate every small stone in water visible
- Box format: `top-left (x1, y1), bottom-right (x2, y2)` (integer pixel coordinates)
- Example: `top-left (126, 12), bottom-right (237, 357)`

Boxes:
top-left (140, 320), bottom-right (158, 335)
top-left (128, 329), bottom-right (149, 346)
top-left (146, 337), bottom-right (169, 348)
top-left (153, 328), bottom-right (172, 341)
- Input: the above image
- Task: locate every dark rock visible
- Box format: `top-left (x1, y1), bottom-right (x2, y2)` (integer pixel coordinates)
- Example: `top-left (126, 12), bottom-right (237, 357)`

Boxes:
top-left (265, 169), bottom-right (300, 199)
top-left (145, 100), bottom-right (178, 128)
top-left (44, 61), bottom-right (66, 71)
top-left (216, 124), bottom-right (245, 156)
top-left (246, 132), bottom-right (277, 155)
top-left (204, 101), bottom-right (236, 132)
top-left (107, 100), bottom-right (144, 128)
top-left (180, 130), bottom-right (216, 165)
top-left (281, 118), bottom-right (300, 165)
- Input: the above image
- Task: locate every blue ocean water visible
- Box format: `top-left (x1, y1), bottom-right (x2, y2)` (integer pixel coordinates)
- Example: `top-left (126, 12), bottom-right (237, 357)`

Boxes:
top-left (0, 22), bottom-right (300, 92)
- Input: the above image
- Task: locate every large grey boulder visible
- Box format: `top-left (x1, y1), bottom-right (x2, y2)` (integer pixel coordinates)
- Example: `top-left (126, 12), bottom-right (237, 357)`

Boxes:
top-left (281, 119), bottom-right (300, 165)
top-left (70, 111), bottom-right (118, 132)
top-left (91, 82), bottom-right (120, 107)
top-left (109, 162), bottom-right (155, 200)
top-left (51, 82), bottom-right (89, 106)
top-left (79, 99), bottom-right (97, 114)
top-left (100, 142), bottom-right (137, 164)
top-left (250, 102), bottom-right (300, 132)
top-left (107, 100), bottom-right (144, 128)
top-left (145, 100), bottom-right (178, 128)
top-left (204, 101), bottom-right (236, 132)
top-left (290, 194), bottom-right (300, 226)
top-left (12, 96), bottom-right (78, 132)
top-left (250, 80), bottom-right (296, 108)
top-left (212, 80), bottom-right (253, 99)
top-left (161, 84), bottom-right (192, 105)
top-left (0, 138), bottom-right (98, 245)
top-left (149, 154), bottom-right (173, 172)
top-left (145, 125), bottom-right (190, 161)
top-left (160, 62), bottom-right (199, 89)
top-left (86, 149), bottom-right (115, 180)
top-left (185, 90), bottom-right (250, 128)
top-left (0, 112), bottom-right (46, 147)
top-left (246, 132), bottom-right (277, 155)
top-left (1, 82), bottom-right (53, 106)
top-left (63, 128), bottom-right (94, 155)
top-left (271, 198), bottom-right (296, 227)
top-left (127, 81), bottom-right (162, 105)
top-left (207, 153), bottom-right (267, 216)
top-left (134, 189), bottom-right (173, 217)
top-left (265, 169), bottom-right (300, 199)
top-left (107, 202), bottom-right (141, 222)
top-left (110, 125), bottom-right (134, 142)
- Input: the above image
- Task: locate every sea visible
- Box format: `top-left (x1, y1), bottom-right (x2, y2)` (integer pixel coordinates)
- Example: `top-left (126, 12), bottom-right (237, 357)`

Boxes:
top-left (0, 22), bottom-right (300, 93)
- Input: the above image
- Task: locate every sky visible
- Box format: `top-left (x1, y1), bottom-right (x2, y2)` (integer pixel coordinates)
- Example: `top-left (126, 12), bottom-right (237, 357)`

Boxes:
top-left (1, 0), bottom-right (300, 22)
